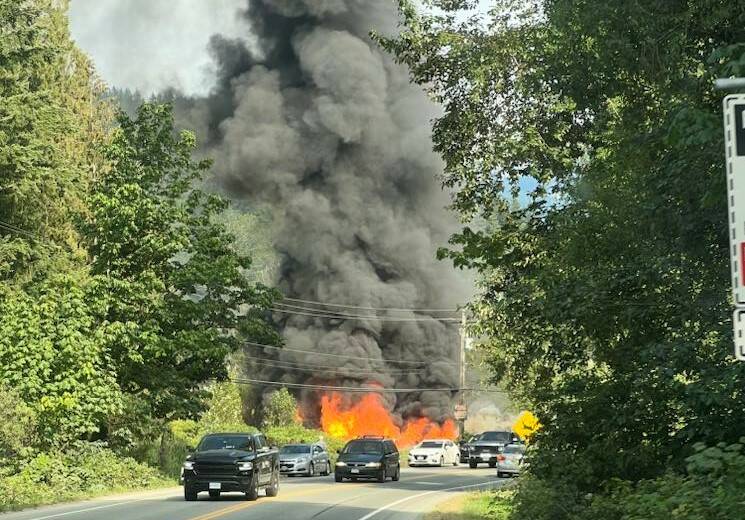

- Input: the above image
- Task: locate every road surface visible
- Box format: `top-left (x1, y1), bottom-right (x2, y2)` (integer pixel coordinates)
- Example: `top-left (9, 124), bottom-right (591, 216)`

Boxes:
top-left (0, 466), bottom-right (504, 520)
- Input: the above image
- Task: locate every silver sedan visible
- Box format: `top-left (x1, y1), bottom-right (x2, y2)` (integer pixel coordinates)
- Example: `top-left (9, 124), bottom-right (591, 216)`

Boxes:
top-left (496, 444), bottom-right (526, 477)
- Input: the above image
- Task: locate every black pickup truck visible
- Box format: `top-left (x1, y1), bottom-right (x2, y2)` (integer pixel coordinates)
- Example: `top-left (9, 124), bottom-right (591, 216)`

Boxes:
top-left (182, 432), bottom-right (280, 501)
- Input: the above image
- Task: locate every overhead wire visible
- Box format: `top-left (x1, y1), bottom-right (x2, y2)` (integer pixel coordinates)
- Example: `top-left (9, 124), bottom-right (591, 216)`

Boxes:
top-left (242, 355), bottom-right (426, 374)
top-left (270, 306), bottom-right (460, 322)
top-left (282, 296), bottom-right (461, 313)
top-left (242, 340), bottom-right (458, 366)
top-left (0, 219), bottom-right (38, 240)
top-left (227, 377), bottom-right (483, 393)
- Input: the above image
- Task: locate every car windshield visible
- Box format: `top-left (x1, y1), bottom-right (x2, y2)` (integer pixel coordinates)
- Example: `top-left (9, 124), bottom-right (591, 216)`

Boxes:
top-left (280, 445), bottom-right (311, 454)
top-left (504, 445), bottom-right (525, 454)
top-left (477, 432), bottom-right (512, 442)
top-left (198, 435), bottom-right (253, 451)
top-left (343, 441), bottom-right (383, 454)
top-left (420, 441), bottom-right (444, 448)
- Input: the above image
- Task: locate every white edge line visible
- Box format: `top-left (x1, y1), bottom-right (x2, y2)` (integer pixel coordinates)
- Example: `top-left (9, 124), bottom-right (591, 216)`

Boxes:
top-left (23, 491), bottom-right (177, 520)
top-left (356, 479), bottom-right (502, 520)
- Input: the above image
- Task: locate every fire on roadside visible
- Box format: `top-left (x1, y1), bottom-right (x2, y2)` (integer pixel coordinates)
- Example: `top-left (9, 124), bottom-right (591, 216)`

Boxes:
top-left (319, 391), bottom-right (457, 449)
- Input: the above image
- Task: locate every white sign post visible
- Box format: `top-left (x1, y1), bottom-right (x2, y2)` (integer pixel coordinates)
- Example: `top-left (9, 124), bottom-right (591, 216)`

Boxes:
top-left (724, 94), bottom-right (745, 360)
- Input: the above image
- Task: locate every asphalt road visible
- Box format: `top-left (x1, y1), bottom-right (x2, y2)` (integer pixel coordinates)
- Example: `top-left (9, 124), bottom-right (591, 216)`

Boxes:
top-left (0, 466), bottom-right (505, 520)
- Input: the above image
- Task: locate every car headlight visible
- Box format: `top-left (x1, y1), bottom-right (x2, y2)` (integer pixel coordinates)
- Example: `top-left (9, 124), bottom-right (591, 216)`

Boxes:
top-left (238, 461), bottom-right (253, 471)
top-left (365, 462), bottom-right (381, 468)
top-left (335, 461), bottom-right (347, 467)
top-left (183, 461), bottom-right (194, 470)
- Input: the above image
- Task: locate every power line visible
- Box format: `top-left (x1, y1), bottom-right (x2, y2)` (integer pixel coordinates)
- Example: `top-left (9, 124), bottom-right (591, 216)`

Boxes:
top-left (242, 355), bottom-right (425, 375)
top-left (0, 219), bottom-right (37, 240)
top-left (242, 340), bottom-right (457, 366)
top-left (270, 307), bottom-right (460, 322)
top-left (282, 296), bottom-right (461, 313)
top-left (228, 377), bottom-right (473, 393)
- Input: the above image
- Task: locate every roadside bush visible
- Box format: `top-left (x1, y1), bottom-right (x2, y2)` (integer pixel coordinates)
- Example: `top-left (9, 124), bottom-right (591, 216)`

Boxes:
top-left (0, 442), bottom-right (170, 512)
top-left (0, 385), bottom-right (37, 470)
top-left (511, 439), bottom-right (745, 520)
top-left (261, 388), bottom-right (298, 428)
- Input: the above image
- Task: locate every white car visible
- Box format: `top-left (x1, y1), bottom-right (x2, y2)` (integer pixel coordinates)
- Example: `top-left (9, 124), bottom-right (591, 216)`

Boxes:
top-left (408, 439), bottom-right (460, 467)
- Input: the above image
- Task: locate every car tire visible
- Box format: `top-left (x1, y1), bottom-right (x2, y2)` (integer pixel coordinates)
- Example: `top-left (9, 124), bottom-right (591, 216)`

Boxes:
top-left (266, 468), bottom-right (280, 497)
top-left (377, 468), bottom-right (386, 483)
top-left (392, 465), bottom-right (400, 482)
top-left (334, 473), bottom-right (343, 482)
top-left (184, 485), bottom-right (198, 501)
top-left (307, 462), bottom-right (315, 477)
top-left (488, 461), bottom-right (497, 468)
top-left (469, 460), bottom-right (478, 468)
top-left (321, 462), bottom-right (330, 476)
top-left (208, 490), bottom-right (220, 499)
top-left (245, 472), bottom-right (259, 501)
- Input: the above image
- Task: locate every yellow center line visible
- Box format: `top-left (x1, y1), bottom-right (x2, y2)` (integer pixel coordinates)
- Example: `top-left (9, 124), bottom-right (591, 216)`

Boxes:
top-left (185, 483), bottom-right (338, 520)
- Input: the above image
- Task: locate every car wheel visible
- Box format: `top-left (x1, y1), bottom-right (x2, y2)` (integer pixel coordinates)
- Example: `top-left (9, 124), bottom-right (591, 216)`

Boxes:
top-left (469, 460), bottom-right (478, 468)
top-left (488, 461), bottom-right (497, 468)
top-left (184, 485), bottom-right (198, 501)
top-left (392, 465), bottom-right (400, 482)
top-left (208, 490), bottom-right (220, 499)
top-left (334, 473), bottom-right (343, 482)
top-left (245, 472), bottom-right (259, 501)
top-left (266, 468), bottom-right (280, 497)
top-left (377, 468), bottom-right (386, 483)
top-left (307, 462), bottom-right (315, 477)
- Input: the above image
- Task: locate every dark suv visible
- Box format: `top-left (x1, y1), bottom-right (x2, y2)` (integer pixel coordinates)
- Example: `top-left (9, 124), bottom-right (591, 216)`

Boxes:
top-left (334, 436), bottom-right (400, 483)
top-left (181, 432), bottom-right (279, 501)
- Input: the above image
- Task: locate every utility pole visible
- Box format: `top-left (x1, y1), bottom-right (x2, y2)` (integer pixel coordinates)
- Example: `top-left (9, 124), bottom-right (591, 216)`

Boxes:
top-left (456, 309), bottom-right (468, 438)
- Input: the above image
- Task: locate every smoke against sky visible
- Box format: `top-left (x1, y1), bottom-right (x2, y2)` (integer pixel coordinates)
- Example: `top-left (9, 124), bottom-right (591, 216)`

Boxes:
top-left (68, 0), bottom-right (476, 426)
top-left (69, 0), bottom-right (253, 96)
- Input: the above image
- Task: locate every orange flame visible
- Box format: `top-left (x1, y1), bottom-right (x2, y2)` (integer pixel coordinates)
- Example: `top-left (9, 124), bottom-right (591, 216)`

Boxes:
top-left (320, 392), bottom-right (457, 449)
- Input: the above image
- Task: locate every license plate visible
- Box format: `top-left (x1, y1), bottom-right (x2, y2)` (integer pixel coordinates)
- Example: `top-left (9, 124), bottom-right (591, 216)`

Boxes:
top-left (209, 482), bottom-right (221, 490)
top-left (351, 468), bottom-right (360, 474)
top-left (480, 454), bottom-right (491, 459)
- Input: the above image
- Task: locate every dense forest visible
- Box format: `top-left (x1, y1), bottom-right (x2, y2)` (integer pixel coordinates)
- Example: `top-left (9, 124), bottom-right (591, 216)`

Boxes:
top-left (381, 0), bottom-right (745, 517)
top-left (0, 0), bottom-right (302, 509)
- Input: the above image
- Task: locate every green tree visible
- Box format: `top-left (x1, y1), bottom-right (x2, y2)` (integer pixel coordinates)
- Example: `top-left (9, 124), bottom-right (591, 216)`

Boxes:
top-left (0, 0), bottom-right (110, 283)
top-left (381, 0), bottom-right (745, 516)
top-left (262, 388), bottom-right (298, 429)
top-left (84, 103), bottom-right (278, 422)
top-left (0, 277), bottom-right (121, 447)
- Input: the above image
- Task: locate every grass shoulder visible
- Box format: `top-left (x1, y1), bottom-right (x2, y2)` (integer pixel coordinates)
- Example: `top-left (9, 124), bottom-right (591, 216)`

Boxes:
top-left (425, 489), bottom-right (514, 520)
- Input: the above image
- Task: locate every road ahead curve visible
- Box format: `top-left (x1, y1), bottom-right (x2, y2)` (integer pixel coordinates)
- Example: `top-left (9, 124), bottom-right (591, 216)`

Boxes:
top-left (1, 467), bottom-right (505, 520)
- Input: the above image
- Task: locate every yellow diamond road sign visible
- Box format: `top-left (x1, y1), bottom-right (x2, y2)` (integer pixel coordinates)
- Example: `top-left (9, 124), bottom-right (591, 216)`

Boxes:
top-left (512, 411), bottom-right (541, 441)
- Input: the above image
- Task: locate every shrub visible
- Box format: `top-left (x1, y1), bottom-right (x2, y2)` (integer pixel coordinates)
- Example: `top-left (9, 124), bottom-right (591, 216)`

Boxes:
top-left (262, 388), bottom-right (298, 428)
top-left (511, 439), bottom-right (745, 520)
top-left (0, 442), bottom-right (170, 512)
top-left (0, 384), bottom-right (37, 470)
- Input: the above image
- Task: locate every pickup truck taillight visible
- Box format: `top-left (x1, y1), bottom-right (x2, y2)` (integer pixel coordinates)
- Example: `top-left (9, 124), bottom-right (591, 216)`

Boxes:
top-left (497, 455), bottom-right (506, 462)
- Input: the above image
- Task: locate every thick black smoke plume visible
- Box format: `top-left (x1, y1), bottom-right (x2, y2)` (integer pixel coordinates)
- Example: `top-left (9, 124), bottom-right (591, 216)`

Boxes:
top-left (171, 0), bottom-right (472, 426)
